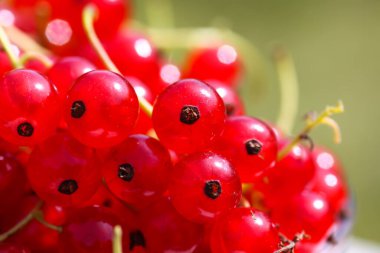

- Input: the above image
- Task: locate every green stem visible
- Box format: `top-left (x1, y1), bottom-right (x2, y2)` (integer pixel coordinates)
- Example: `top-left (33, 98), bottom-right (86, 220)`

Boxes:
top-left (19, 52), bottom-right (53, 68)
top-left (0, 25), bottom-right (23, 68)
top-left (112, 225), bottom-right (123, 253)
top-left (273, 46), bottom-right (299, 135)
top-left (34, 211), bottom-right (63, 233)
top-left (82, 4), bottom-right (153, 117)
top-left (0, 200), bottom-right (43, 242)
top-left (277, 101), bottom-right (344, 161)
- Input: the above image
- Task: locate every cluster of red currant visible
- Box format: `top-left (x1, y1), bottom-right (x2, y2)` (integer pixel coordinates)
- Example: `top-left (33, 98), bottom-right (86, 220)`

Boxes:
top-left (0, 0), bottom-right (352, 253)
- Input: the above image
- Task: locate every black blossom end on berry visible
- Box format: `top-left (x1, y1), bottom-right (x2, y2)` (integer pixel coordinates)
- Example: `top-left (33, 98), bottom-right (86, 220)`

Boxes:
top-left (71, 100), bottom-right (86, 118)
top-left (180, 105), bottom-right (200, 124)
top-left (245, 139), bottom-right (262, 155)
top-left (129, 230), bottom-right (146, 250)
top-left (58, 179), bottom-right (78, 195)
top-left (204, 180), bottom-right (222, 199)
top-left (17, 122), bottom-right (34, 137)
top-left (118, 163), bottom-right (134, 182)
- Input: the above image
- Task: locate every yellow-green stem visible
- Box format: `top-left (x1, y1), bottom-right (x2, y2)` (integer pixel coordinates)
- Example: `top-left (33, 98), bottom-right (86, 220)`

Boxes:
top-left (19, 52), bottom-right (54, 68)
top-left (82, 4), bottom-right (153, 117)
top-left (112, 225), bottom-right (123, 253)
top-left (0, 200), bottom-right (43, 242)
top-left (0, 26), bottom-right (23, 69)
top-left (277, 101), bottom-right (344, 161)
top-left (34, 210), bottom-right (63, 233)
top-left (273, 46), bottom-right (299, 135)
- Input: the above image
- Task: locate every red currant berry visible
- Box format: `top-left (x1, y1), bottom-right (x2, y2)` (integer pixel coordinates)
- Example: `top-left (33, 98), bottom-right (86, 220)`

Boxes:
top-left (271, 190), bottom-right (334, 242)
top-left (59, 206), bottom-right (129, 253)
top-left (64, 70), bottom-right (139, 148)
top-left (213, 116), bottom-right (278, 182)
top-left (210, 208), bottom-right (279, 253)
top-left (0, 69), bottom-right (61, 146)
top-left (47, 56), bottom-right (96, 100)
top-left (103, 134), bottom-right (172, 209)
top-left (169, 152), bottom-right (241, 223)
top-left (184, 44), bottom-right (241, 86)
top-left (206, 80), bottom-right (245, 116)
top-left (152, 79), bottom-right (226, 154)
top-left (26, 133), bottom-right (101, 207)
top-left (139, 198), bottom-right (204, 252)
top-left (0, 244), bottom-right (30, 253)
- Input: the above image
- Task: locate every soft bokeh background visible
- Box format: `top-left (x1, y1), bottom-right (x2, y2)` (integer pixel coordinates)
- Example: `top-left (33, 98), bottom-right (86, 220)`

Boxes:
top-left (134, 0), bottom-right (380, 242)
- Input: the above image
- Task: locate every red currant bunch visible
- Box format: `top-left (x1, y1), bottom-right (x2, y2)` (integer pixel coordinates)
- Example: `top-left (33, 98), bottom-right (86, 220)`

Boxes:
top-left (0, 1), bottom-right (352, 252)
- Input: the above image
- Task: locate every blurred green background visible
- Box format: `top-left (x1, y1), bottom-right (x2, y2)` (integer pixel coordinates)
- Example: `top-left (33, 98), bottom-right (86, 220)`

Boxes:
top-left (134, 0), bottom-right (380, 242)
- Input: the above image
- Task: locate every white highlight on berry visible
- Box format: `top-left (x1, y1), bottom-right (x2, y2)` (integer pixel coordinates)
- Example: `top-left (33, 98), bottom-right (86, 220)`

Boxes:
top-left (217, 45), bottom-right (237, 65)
top-left (160, 64), bottom-right (180, 84)
top-left (0, 9), bottom-right (15, 27)
top-left (34, 83), bottom-right (44, 91)
top-left (325, 173), bottom-right (338, 187)
top-left (134, 38), bottom-right (152, 58)
top-left (45, 19), bottom-right (73, 46)
top-left (313, 199), bottom-right (325, 210)
top-left (317, 152), bottom-right (334, 170)
top-left (254, 217), bottom-right (264, 226)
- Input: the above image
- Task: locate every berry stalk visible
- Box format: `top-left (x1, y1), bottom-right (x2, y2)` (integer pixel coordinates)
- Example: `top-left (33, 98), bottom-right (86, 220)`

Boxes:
top-left (277, 100), bottom-right (344, 161)
top-left (112, 225), bottom-right (123, 253)
top-left (0, 25), bottom-right (22, 68)
top-left (82, 4), bottom-right (153, 117)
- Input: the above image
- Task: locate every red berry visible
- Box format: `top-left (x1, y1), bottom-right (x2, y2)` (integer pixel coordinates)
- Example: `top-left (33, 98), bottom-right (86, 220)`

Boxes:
top-left (0, 243), bottom-right (30, 253)
top-left (210, 208), bottom-right (279, 253)
top-left (169, 152), bottom-right (242, 223)
top-left (213, 116), bottom-right (278, 182)
top-left (59, 206), bottom-right (129, 253)
top-left (184, 44), bottom-right (241, 86)
top-left (139, 198), bottom-right (204, 252)
top-left (153, 79), bottom-right (226, 154)
top-left (103, 134), bottom-right (172, 209)
top-left (47, 56), bottom-right (96, 100)
top-left (64, 70), bottom-right (139, 148)
top-left (26, 133), bottom-right (101, 206)
top-left (0, 69), bottom-right (61, 146)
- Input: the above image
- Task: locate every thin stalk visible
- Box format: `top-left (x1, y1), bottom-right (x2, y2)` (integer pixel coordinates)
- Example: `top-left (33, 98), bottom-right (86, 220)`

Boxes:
top-left (112, 225), bottom-right (123, 253)
top-left (34, 211), bottom-right (63, 233)
top-left (277, 101), bottom-right (344, 161)
top-left (82, 4), bottom-right (153, 117)
top-left (0, 200), bottom-right (43, 241)
top-left (273, 46), bottom-right (299, 135)
top-left (0, 25), bottom-right (22, 68)
top-left (19, 52), bottom-right (54, 68)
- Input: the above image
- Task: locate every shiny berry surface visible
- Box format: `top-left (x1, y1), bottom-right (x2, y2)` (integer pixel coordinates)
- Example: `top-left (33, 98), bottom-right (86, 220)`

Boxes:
top-left (184, 44), bottom-right (241, 86)
top-left (153, 79), bottom-right (226, 154)
top-left (26, 133), bottom-right (101, 206)
top-left (213, 116), bottom-right (278, 182)
top-left (0, 69), bottom-right (61, 146)
top-left (103, 134), bottom-right (172, 209)
top-left (64, 70), bottom-right (139, 148)
top-left (47, 56), bottom-right (96, 100)
top-left (140, 198), bottom-right (204, 252)
top-left (59, 206), bottom-right (129, 253)
top-left (169, 152), bottom-right (242, 223)
top-left (210, 208), bottom-right (279, 253)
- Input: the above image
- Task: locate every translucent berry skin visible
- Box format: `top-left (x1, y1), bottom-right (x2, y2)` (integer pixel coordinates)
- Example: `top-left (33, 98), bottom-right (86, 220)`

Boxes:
top-left (169, 152), bottom-right (242, 223)
top-left (59, 206), bottom-right (129, 253)
top-left (0, 69), bottom-right (61, 146)
top-left (26, 133), bottom-right (101, 207)
top-left (103, 134), bottom-right (172, 209)
top-left (310, 148), bottom-right (348, 214)
top-left (271, 191), bottom-right (334, 242)
top-left (140, 198), bottom-right (204, 252)
top-left (207, 80), bottom-right (245, 116)
top-left (0, 244), bottom-right (30, 253)
top-left (256, 140), bottom-right (316, 206)
top-left (184, 45), bottom-right (241, 86)
top-left (210, 208), bottom-right (279, 253)
top-left (64, 70), bottom-right (139, 148)
top-left (0, 151), bottom-right (28, 211)
top-left (152, 79), bottom-right (226, 154)
top-left (47, 56), bottom-right (96, 100)
top-left (213, 116), bottom-right (278, 182)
